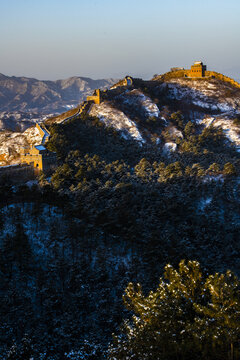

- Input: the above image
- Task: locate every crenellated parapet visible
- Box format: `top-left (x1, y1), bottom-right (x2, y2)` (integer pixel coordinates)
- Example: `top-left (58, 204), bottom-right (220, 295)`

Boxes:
top-left (36, 123), bottom-right (50, 143)
top-left (79, 100), bottom-right (92, 114)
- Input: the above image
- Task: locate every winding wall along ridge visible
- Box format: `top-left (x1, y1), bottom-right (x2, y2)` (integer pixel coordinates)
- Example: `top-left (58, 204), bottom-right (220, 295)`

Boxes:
top-left (156, 70), bottom-right (240, 90)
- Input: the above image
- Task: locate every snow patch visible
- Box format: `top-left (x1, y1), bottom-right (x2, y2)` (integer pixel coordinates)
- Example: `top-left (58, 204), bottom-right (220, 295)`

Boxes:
top-left (89, 102), bottom-right (145, 143)
top-left (118, 89), bottom-right (160, 118)
top-left (200, 116), bottom-right (240, 149)
top-left (199, 197), bottom-right (212, 211)
top-left (163, 142), bottom-right (177, 153)
top-left (161, 78), bottom-right (240, 113)
top-left (203, 175), bottom-right (224, 183)
top-left (168, 126), bottom-right (183, 139)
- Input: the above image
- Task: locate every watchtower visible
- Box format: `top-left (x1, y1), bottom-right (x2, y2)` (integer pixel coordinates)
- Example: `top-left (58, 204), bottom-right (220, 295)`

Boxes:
top-left (87, 89), bottom-right (101, 105)
top-left (190, 61), bottom-right (207, 78)
top-left (124, 76), bottom-right (133, 86)
top-left (20, 145), bottom-right (46, 170)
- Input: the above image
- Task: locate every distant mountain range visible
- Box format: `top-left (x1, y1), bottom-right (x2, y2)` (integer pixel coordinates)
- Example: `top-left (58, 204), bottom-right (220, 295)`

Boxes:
top-left (0, 73), bottom-right (117, 113)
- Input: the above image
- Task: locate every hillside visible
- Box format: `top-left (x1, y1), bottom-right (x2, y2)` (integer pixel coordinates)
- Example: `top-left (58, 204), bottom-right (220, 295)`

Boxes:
top-left (0, 73), bottom-right (240, 358)
top-left (0, 110), bottom-right (51, 132)
top-left (1, 75), bottom-right (240, 165)
top-left (86, 77), bottom-right (240, 150)
top-left (0, 73), bottom-right (117, 113)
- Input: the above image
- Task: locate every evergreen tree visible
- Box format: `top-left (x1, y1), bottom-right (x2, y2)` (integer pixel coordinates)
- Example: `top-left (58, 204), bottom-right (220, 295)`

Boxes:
top-left (223, 162), bottom-right (236, 176)
top-left (109, 260), bottom-right (240, 360)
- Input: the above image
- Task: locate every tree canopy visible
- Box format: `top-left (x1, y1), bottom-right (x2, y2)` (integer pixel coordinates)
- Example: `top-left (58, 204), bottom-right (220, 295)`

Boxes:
top-left (109, 260), bottom-right (240, 360)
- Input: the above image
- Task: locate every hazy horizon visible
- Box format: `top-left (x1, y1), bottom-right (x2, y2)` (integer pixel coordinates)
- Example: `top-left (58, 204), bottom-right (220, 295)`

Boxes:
top-left (1, 0), bottom-right (240, 81)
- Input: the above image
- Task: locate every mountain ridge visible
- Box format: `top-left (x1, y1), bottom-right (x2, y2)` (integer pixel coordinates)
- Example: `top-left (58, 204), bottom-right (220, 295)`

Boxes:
top-left (0, 73), bottom-right (117, 113)
top-left (0, 72), bottom-right (240, 358)
top-left (1, 74), bottom-right (240, 166)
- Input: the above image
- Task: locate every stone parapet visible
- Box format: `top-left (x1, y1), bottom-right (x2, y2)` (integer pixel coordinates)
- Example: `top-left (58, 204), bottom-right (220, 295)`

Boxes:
top-left (205, 71), bottom-right (240, 89)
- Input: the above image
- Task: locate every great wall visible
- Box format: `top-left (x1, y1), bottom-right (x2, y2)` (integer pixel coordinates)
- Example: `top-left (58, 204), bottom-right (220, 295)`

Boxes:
top-left (0, 62), bottom-right (240, 175)
top-left (14, 90), bottom-right (105, 172)
top-left (19, 122), bottom-right (56, 172)
top-left (0, 90), bottom-right (105, 172)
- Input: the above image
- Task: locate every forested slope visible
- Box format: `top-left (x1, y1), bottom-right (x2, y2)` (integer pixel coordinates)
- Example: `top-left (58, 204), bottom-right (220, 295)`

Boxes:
top-left (1, 75), bottom-right (240, 359)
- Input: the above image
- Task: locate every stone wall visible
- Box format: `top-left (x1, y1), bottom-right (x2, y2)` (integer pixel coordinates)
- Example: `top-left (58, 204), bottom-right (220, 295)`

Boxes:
top-left (110, 76), bottom-right (134, 89)
top-left (79, 101), bottom-right (91, 114)
top-left (36, 123), bottom-right (45, 139)
top-left (36, 123), bottom-right (50, 143)
top-left (20, 123), bottom-right (54, 172)
top-left (0, 164), bottom-right (36, 184)
top-left (158, 70), bottom-right (186, 81)
top-left (205, 71), bottom-right (240, 89)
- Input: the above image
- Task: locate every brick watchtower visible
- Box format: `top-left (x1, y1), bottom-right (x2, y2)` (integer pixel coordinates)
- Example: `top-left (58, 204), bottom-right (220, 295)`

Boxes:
top-left (190, 61), bottom-right (207, 78)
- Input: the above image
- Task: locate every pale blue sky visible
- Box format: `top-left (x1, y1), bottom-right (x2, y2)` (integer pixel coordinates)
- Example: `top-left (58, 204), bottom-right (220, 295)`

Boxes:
top-left (1, 0), bottom-right (240, 80)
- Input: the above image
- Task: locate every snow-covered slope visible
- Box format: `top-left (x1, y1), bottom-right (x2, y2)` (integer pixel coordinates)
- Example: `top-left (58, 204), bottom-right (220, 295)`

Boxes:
top-left (160, 78), bottom-right (240, 113)
top-left (89, 89), bottom-right (160, 142)
top-left (0, 111), bottom-right (49, 132)
top-left (89, 102), bottom-right (144, 142)
top-left (87, 78), bottom-right (240, 149)
top-left (116, 89), bottom-right (160, 118)
top-left (156, 78), bottom-right (240, 150)
top-left (201, 115), bottom-right (240, 151)
top-left (2, 75), bottom-right (240, 165)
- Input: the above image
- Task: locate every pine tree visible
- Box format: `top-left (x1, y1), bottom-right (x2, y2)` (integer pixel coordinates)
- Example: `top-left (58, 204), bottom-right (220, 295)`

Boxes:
top-left (109, 260), bottom-right (240, 360)
top-left (194, 271), bottom-right (240, 359)
top-left (223, 162), bottom-right (236, 176)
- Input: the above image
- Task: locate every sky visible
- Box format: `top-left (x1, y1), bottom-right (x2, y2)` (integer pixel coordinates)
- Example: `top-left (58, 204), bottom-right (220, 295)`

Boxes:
top-left (1, 0), bottom-right (240, 80)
